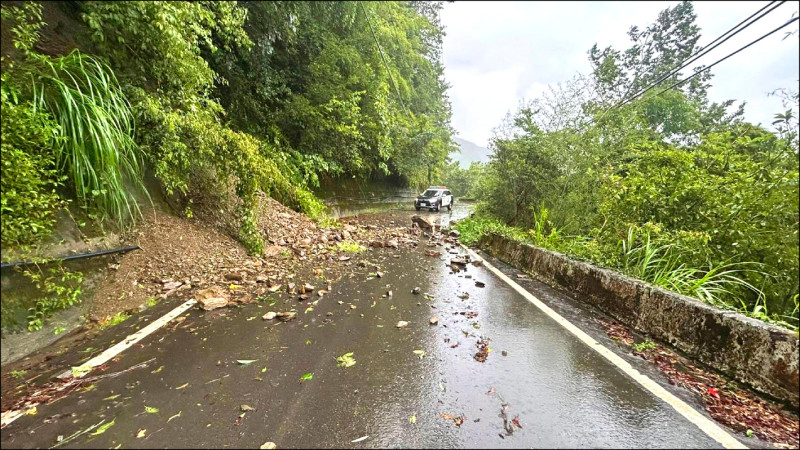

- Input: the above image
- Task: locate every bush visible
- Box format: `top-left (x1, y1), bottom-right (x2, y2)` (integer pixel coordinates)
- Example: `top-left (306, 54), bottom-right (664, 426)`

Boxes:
top-left (1, 75), bottom-right (63, 247)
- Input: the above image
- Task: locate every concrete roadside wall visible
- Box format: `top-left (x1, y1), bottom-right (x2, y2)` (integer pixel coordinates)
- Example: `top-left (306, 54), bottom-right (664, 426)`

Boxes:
top-left (478, 232), bottom-right (800, 408)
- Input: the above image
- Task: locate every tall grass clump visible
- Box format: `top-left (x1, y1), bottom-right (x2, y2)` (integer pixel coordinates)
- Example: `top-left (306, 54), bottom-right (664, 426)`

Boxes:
top-left (31, 50), bottom-right (146, 227)
top-left (619, 226), bottom-right (766, 310)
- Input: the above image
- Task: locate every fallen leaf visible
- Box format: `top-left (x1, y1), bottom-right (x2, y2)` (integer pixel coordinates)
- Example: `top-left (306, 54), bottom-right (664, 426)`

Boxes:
top-left (136, 428), bottom-right (146, 438)
top-left (337, 352), bottom-right (357, 368)
top-left (236, 360), bottom-right (257, 365)
top-left (240, 405), bottom-right (255, 412)
top-left (90, 419), bottom-right (115, 436)
top-left (144, 406), bottom-right (159, 414)
top-left (103, 394), bottom-right (121, 401)
top-left (708, 387), bottom-right (720, 399)
top-left (151, 366), bottom-right (164, 374)
top-left (167, 411), bottom-right (182, 422)
top-left (300, 372), bottom-right (314, 382)
top-left (175, 383), bottom-right (189, 390)
top-left (413, 350), bottom-right (427, 359)
top-left (351, 436), bottom-right (369, 443)
top-left (409, 415), bottom-right (417, 424)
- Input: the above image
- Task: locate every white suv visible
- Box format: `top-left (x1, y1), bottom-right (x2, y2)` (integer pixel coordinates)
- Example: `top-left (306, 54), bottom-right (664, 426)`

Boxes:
top-left (414, 186), bottom-right (453, 212)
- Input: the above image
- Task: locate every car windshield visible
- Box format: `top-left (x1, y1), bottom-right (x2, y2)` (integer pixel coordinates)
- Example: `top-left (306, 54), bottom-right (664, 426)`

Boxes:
top-left (422, 190), bottom-right (440, 197)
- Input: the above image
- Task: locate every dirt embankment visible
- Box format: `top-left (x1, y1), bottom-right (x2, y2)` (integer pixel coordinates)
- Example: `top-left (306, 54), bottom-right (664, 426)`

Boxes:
top-left (88, 195), bottom-right (422, 323)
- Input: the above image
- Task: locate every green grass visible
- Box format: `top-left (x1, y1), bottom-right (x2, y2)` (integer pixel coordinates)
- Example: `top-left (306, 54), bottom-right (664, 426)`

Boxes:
top-left (335, 240), bottom-right (366, 253)
top-left (32, 50), bottom-right (148, 228)
top-left (457, 216), bottom-right (795, 331)
top-left (9, 370), bottom-right (27, 380)
top-left (145, 296), bottom-right (158, 308)
top-left (632, 340), bottom-right (657, 352)
top-left (97, 311), bottom-right (130, 330)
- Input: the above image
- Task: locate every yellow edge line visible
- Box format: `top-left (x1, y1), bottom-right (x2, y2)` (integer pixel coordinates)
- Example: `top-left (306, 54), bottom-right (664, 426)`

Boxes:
top-left (461, 244), bottom-right (746, 449)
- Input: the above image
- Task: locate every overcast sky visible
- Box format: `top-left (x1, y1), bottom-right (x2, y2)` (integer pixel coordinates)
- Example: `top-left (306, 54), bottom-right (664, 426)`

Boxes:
top-left (440, 1), bottom-right (800, 147)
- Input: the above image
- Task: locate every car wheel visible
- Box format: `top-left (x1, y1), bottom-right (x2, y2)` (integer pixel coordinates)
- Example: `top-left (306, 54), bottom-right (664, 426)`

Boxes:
top-left (415, 206), bottom-right (421, 211)
top-left (447, 203), bottom-right (452, 211)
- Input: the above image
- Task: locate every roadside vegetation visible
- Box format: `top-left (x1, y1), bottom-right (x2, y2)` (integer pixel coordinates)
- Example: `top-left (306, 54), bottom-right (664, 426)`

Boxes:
top-left (1, 1), bottom-right (452, 329)
top-left (454, 2), bottom-right (799, 330)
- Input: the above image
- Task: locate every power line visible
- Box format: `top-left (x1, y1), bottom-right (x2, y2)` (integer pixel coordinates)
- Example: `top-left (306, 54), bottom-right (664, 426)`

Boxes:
top-left (583, 3), bottom-right (794, 132)
top-left (611, 0), bottom-right (786, 111)
top-left (358, 1), bottom-right (412, 119)
top-left (647, 16), bottom-right (799, 100)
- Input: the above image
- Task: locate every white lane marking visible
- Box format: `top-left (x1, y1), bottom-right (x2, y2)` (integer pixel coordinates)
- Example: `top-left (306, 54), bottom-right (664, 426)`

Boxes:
top-left (58, 299), bottom-right (197, 379)
top-left (1, 299), bottom-right (197, 429)
top-left (461, 245), bottom-right (746, 449)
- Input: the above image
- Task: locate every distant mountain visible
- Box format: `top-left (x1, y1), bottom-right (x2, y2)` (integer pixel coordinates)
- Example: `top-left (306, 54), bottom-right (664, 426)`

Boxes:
top-left (451, 136), bottom-right (492, 168)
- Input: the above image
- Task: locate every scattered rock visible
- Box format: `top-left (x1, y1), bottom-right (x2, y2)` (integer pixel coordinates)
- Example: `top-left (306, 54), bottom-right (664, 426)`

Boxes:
top-left (224, 272), bottom-right (244, 282)
top-left (196, 286), bottom-right (229, 311)
top-left (475, 281), bottom-right (486, 288)
top-left (386, 239), bottom-right (399, 249)
top-left (339, 256), bottom-right (351, 261)
top-left (396, 321), bottom-right (409, 328)
top-left (450, 257), bottom-right (468, 266)
top-left (412, 287), bottom-right (421, 295)
top-left (276, 312), bottom-right (296, 321)
top-left (262, 312), bottom-right (277, 320)
top-left (449, 230), bottom-right (461, 238)
top-left (162, 280), bottom-right (183, 291)
top-left (471, 259), bottom-right (483, 266)
top-left (502, 350), bottom-right (508, 356)
top-left (412, 215), bottom-right (434, 230)
top-left (515, 274), bottom-right (528, 279)
top-left (349, 304), bottom-right (357, 310)
top-left (302, 283), bottom-right (315, 292)
top-left (430, 317), bottom-right (439, 325)
top-left (263, 246), bottom-right (283, 258)
top-left (240, 404), bottom-right (255, 412)
top-left (425, 249), bottom-right (442, 257)
top-left (260, 442), bottom-right (277, 450)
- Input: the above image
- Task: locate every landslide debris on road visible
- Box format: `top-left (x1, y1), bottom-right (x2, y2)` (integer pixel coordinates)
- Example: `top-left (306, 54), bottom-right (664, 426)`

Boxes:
top-left (88, 196), bottom-right (424, 323)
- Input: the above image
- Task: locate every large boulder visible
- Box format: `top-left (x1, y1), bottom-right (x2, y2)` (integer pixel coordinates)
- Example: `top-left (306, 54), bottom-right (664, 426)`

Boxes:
top-left (411, 215), bottom-right (434, 230)
top-left (195, 286), bottom-right (229, 311)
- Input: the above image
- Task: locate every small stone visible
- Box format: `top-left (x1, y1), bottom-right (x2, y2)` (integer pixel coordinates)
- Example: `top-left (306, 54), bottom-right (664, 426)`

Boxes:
top-left (502, 350), bottom-right (508, 356)
top-left (412, 287), bottom-right (421, 295)
top-left (349, 304), bottom-right (357, 310)
top-left (276, 312), bottom-right (296, 321)
top-left (224, 272), bottom-right (244, 282)
top-left (162, 281), bottom-right (183, 291)
top-left (303, 283), bottom-right (315, 292)
top-left (262, 312), bottom-right (277, 320)
top-left (396, 321), bottom-right (409, 328)
top-left (240, 405), bottom-right (255, 412)
top-left (475, 281), bottom-right (485, 288)
top-left (260, 443), bottom-right (277, 450)
top-left (326, 312), bottom-right (333, 316)
top-left (429, 317), bottom-right (439, 325)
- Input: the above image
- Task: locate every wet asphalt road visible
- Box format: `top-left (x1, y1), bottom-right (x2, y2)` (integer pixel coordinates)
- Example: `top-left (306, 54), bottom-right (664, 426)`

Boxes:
top-left (0, 209), bottom-right (730, 449)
